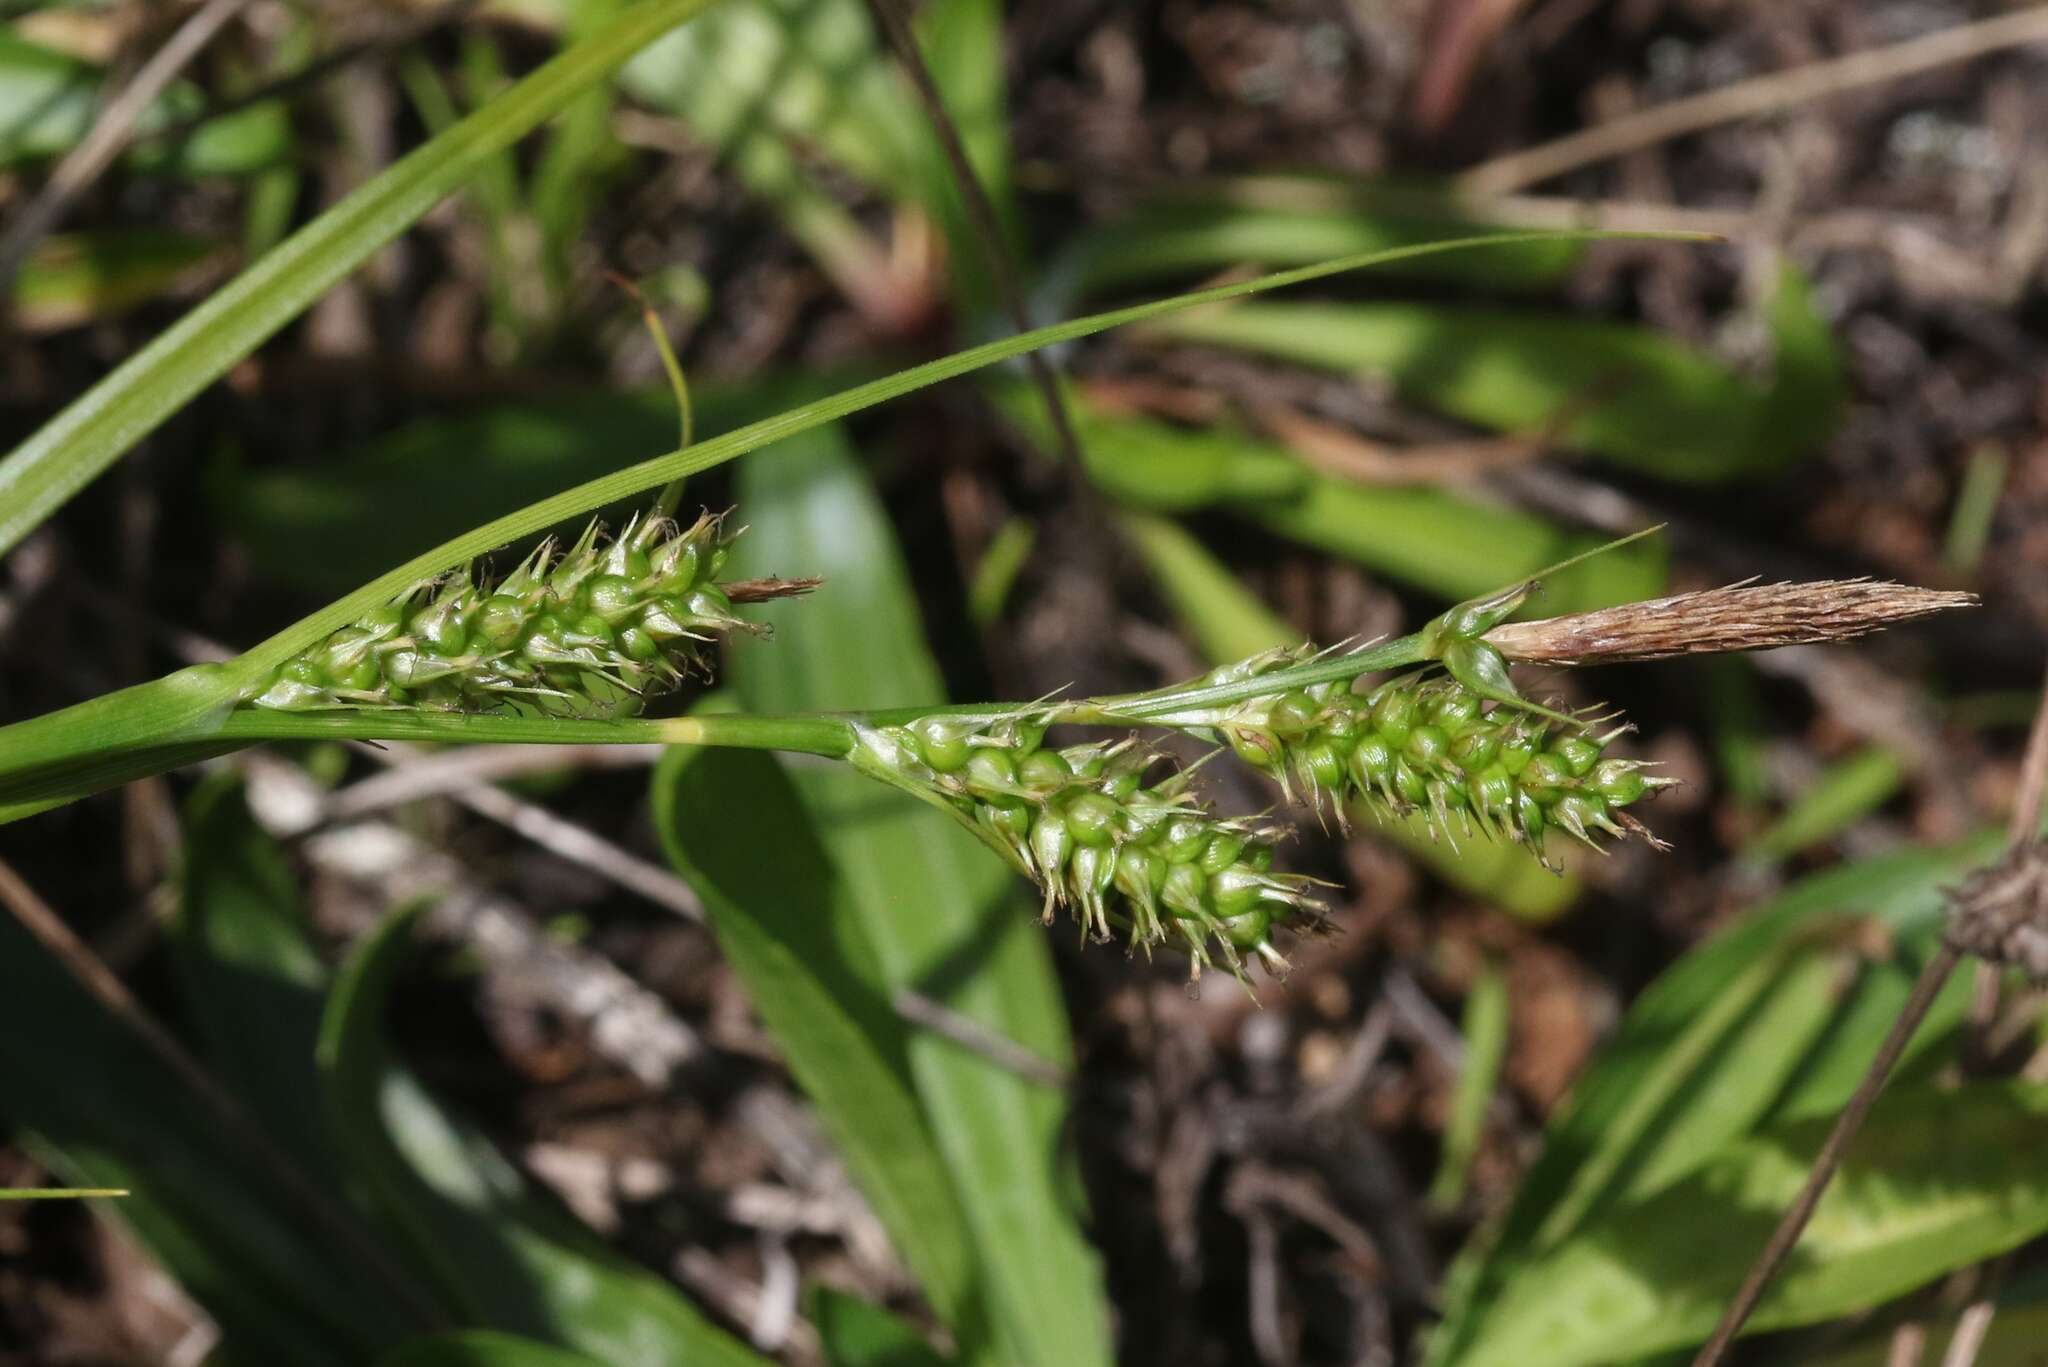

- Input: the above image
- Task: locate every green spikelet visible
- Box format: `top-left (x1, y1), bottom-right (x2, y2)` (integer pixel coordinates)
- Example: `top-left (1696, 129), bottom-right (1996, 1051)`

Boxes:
top-left (249, 512), bottom-right (762, 718)
top-left (1182, 649), bottom-right (1671, 863)
top-left (860, 715), bottom-right (1325, 983)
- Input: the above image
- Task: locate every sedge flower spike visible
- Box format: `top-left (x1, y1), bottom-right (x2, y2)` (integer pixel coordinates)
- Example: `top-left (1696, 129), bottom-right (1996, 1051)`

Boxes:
top-left (856, 715), bottom-right (1326, 983)
top-left (1129, 649), bottom-right (1673, 863)
top-left (250, 512), bottom-right (814, 718)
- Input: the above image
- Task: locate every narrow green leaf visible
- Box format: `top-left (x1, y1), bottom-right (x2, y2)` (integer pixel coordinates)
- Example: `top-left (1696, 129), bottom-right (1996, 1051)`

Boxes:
top-left (650, 739), bottom-right (987, 1346)
top-left (0, 0), bottom-right (725, 556)
top-left (377, 1333), bottom-right (608, 1367)
top-left (0, 1187), bottom-right (127, 1200)
top-left (990, 381), bottom-right (1310, 511)
top-left (809, 1287), bottom-right (955, 1367)
top-left (1428, 966), bottom-right (1508, 1210)
top-left (1448, 1083), bottom-right (2048, 1367)
top-left (966, 517), bottom-right (1034, 628)
top-left (729, 427), bottom-right (1113, 1367)
top-left (317, 902), bottom-right (771, 1367)
top-left (0, 906), bottom-right (409, 1363)
top-left (1248, 474), bottom-right (1667, 612)
top-left (1148, 267), bottom-right (1840, 482)
top-left (1116, 510), bottom-right (1296, 663)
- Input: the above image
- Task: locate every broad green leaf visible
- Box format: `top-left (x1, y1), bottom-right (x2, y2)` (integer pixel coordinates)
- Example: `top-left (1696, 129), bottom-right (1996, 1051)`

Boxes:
top-left (810, 1286), bottom-right (954, 1367)
top-left (0, 0), bottom-right (725, 557)
top-left (378, 1333), bottom-right (608, 1367)
top-left (1249, 474), bottom-right (1667, 612)
top-left (1116, 509), bottom-right (1300, 663)
top-left (1002, 383), bottom-right (1666, 612)
top-left (650, 739), bottom-right (987, 1346)
top-left (0, 900), bottom-right (411, 1364)
top-left (0, 30), bottom-right (288, 173)
top-left (1117, 508), bottom-right (1589, 920)
top-left (10, 229), bottom-right (228, 331)
top-left (318, 903), bottom-right (770, 1367)
top-left (990, 381), bottom-right (1311, 511)
top-left (1802, 1271), bottom-right (2048, 1367)
top-left (729, 427), bottom-right (1113, 1367)
top-left (1429, 966), bottom-right (1509, 1210)
top-left (1448, 1083), bottom-right (2048, 1367)
top-left (1429, 834), bottom-right (2001, 1366)
top-left (1148, 268), bottom-right (1840, 482)
top-left (173, 774), bottom-right (334, 1175)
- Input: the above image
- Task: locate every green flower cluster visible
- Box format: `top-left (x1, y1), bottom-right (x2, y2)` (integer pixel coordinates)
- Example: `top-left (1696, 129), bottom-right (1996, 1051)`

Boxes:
top-left (250, 513), bottom-right (754, 718)
top-left (1198, 652), bottom-right (1668, 861)
top-left (862, 715), bottom-right (1324, 981)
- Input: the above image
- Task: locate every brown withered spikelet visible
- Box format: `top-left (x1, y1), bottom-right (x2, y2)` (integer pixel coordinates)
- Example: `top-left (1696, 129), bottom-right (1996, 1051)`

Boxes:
top-left (1483, 579), bottom-right (1977, 667)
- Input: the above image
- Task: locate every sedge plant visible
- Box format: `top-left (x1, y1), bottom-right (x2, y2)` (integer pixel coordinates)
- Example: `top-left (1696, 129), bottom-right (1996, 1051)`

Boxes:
top-left (0, 231), bottom-right (1970, 985)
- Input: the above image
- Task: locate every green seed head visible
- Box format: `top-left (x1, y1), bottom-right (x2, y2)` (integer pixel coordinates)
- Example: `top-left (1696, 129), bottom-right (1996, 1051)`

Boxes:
top-left (871, 717), bottom-right (1325, 983)
top-left (1182, 665), bottom-right (1670, 864)
top-left (247, 510), bottom-right (805, 718)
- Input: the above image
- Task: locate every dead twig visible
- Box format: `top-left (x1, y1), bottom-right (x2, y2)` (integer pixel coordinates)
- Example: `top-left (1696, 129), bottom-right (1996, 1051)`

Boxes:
top-left (1459, 6), bottom-right (2048, 195)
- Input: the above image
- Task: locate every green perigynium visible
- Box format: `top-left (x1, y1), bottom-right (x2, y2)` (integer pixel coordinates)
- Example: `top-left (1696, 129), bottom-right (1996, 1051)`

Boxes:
top-left (1143, 649), bottom-right (1671, 863)
top-left (857, 715), bottom-right (1325, 981)
top-left (249, 512), bottom-right (759, 717)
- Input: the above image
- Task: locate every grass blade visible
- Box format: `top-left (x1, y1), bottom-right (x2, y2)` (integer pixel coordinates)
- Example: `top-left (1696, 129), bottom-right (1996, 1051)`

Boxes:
top-left (1148, 267), bottom-right (1839, 483)
top-left (1446, 1082), bottom-right (2048, 1366)
top-left (0, 0), bottom-right (724, 556)
top-left (650, 736), bottom-right (990, 1354)
top-left (810, 1286), bottom-right (955, 1367)
top-left (0, 900), bottom-right (410, 1363)
top-left (0, 229), bottom-right (1705, 817)
top-left (1428, 835), bottom-right (2000, 1366)
top-left (729, 427), bottom-right (1113, 1367)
